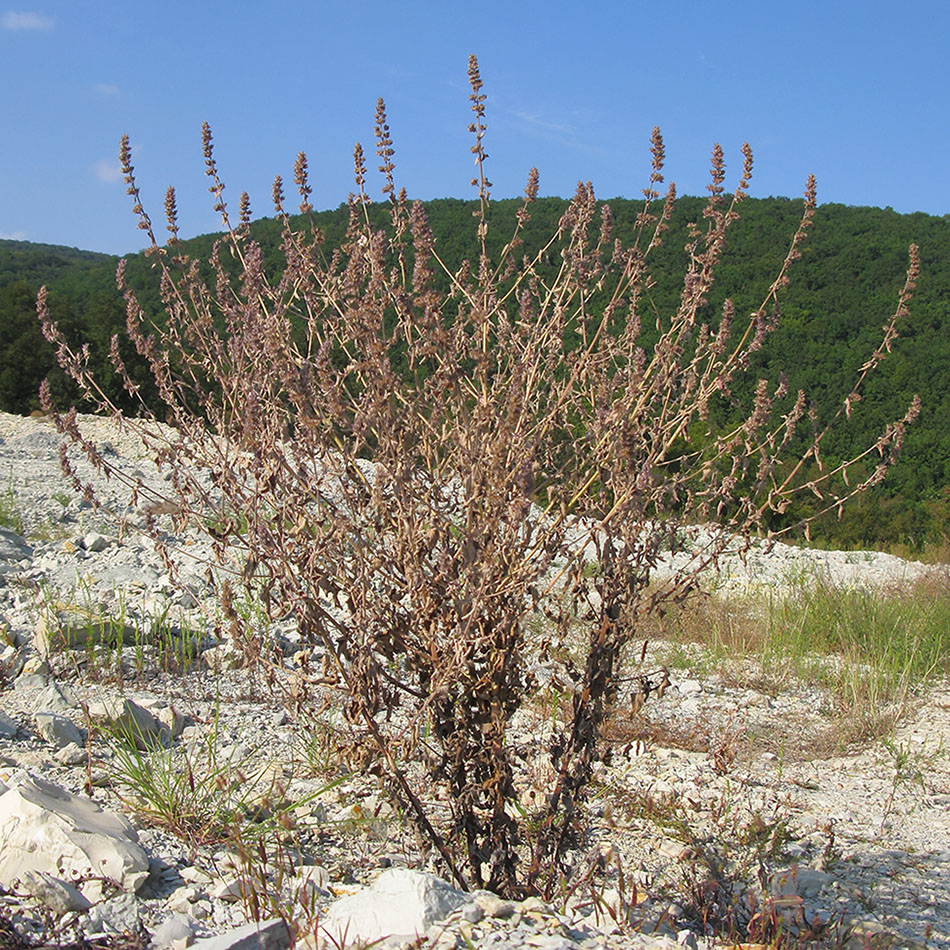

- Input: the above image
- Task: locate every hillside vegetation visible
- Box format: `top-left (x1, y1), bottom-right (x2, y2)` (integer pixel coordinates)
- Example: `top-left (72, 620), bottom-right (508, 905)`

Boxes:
top-left (1, 196), bottom-right (948, 550)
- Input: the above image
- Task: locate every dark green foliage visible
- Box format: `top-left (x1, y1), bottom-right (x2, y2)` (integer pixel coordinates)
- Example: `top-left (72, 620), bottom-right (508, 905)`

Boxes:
top-left (0, 242), bottom-right (157, 414)
top-left (0, 281), bottom-right (77, 412)
top-left (2, 198), bottom-right (948, 548)
top-left (0, 238), bottom-right (115, 289)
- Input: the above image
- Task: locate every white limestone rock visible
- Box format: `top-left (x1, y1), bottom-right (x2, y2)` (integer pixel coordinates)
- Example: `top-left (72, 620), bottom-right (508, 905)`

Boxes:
top-left (82, 531), bottom-right (110, 552)
top-left (150, 913), bottom-right (199, 950)
top-left (0, 771), bottom-right (150, 893)
top-left (209, 875), bottom-right (246, 903)
top-left (32, 680), bottom-right (81, 713)
top-left (17, 648), bottom-right (48, 678)
top-left (770, 865), bottom-right (835, 900)
top-left (13, 672), bottom-right (48, 690)
top-left (0, 710), bottom-right (18, 738)
top-left (82, 891), bottom-right (141, 935)
top-left (190, 918), bottom-right (290, 950)
top-left (321, 868), bottom-right (470, 947)
top-left (86, 696), bottom-right (170, 748)
top-left (0, 641), bottom-right (24, 679)
top-left (55, 741), bottom-right (88, 765)
top-left (139, 698), bottom-right (189, 740)
top-left (20, 869), bottom-right (92, 914)
top-left (0, 527), bottom-right (32, 573)
top-left (34, 710), bottom-right (84, 749)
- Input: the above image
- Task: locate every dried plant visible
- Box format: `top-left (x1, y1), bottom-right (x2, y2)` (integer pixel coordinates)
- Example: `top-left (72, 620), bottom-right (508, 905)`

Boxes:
top-left (37, 56), bottom-right (919, 897)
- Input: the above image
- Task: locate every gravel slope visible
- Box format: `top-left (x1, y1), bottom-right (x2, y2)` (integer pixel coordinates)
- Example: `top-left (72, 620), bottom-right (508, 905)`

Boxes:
top-left (0, 410), bottom-right (947, 949)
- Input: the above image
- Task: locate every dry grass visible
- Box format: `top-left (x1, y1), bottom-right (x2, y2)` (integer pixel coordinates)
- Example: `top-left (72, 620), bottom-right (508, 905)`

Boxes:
top-left (629, 567), bottom-right (950, 759)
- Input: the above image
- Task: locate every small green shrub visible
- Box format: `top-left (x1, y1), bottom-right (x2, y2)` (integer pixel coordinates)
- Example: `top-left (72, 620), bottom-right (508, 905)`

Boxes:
top-left (38, 586), bottom-right (205, 683)
top-left (0, 483), bottom-right (24, 535)
top-left (102, 710), bottom-right (335, 853)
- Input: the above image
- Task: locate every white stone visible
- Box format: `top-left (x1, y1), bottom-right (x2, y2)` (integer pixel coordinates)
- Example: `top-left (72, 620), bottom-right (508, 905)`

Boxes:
top-left (32, 681), bottom-right (80, 713)
top-left (82, 532), bottom-right (109, 552)
top-left (179, 866), bottom-right (215, 886)
top-left (151, 914), bottom-right (198, 950)
top-left (34, 710), bottom-right (84, 749)
top-left (0, 642), bottom-right (23, 678)
top-left (82, 891), bottom-right (140, 935)
top-left (86, 696), bottom-right (169, 748)
top-left (770, 865), bottom-right (834, 900)
top-left (677, 679), bottom-right (702, 695)
top-left (14, 672), bottom-right (48, 690)
top-left (167, 885), bottom-right (201, 914)
top-left (0, 710), bottom-right (18, 738)
top-left (200, 641), bottom-right (245, 672)
top-left (475, 892), bottom-right (516, 918)
top-left (20, 869), bottom-right (92, 914)
top-left (321, 868), bottom-right (469, 947)
top-left (295, 864), bottom-right (330, 890)
top-left (283, 863), bottom-right (331, 902)
top-left (19, 650), bottom-right (48, 677)
top-left (676, 930), bottom-right (699, 950)
top-left (0, 771), bottom-right (150, 893)
top-left (78, 877), bottom-right (112, 905)
top-left (190, 918), bottom-right (290, 950)
top-left (190, 900), bottom-right (213, 920)
top-left (141, 700), bottom-right (188, 739)
top-left (55, 742), bottom-right (88, 766)
top-left (0, 527), bottom-right (32, 567)
top-left (210, 876), bottom-right (246, 902)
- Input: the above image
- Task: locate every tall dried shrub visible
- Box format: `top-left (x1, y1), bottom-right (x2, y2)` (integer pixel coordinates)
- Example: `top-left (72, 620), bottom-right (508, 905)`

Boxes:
top-left (38, 56), bottom-right (919, 896)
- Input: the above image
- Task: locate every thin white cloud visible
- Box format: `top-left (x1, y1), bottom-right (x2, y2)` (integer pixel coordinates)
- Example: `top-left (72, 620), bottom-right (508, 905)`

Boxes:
top-left (0, 229), bottom-right (28, 240)
top-left (94, 82), bottom-right (120, 96)
top-left (93, 159), bottom-right (123, 183)
top-left (512, 110), bottom-right (576, 136)
top-left (1, 11), bottom-right (55, 30)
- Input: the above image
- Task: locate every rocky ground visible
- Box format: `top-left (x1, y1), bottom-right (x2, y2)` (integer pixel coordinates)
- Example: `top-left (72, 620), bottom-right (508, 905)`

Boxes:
top-left (0, 411), bottom-right (948, 950)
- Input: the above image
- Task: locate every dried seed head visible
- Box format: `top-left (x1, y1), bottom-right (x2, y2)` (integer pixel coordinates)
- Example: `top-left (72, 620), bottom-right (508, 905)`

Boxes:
top-left (524, 167), bottom-right (539, 202)
top-left (907, 242), bottom-right (920, 286)
top-left (272, 174), bottom-right (284, 213)
top-left (739, 142), bottom-right (754, 193)
top-left (164, 186), bottom-right (179, 241)
top-left (201, 121), bottom-right (213, 164)
top-left (239, 191), bottom-right (251, 227)
top-left (804, 173), bottom-right (817, 209)
top-left (375, 98), bottom-right (396, 199)
top-left (353, 142), bottom-right (366, 189)
top-left (599, 203), bottom-right (613, 247)
top-left (707, 143), bottom-right (725, 198)
top-left (467, 54), bottom-right (483, 98)
top-left (650, 126), bottom-right (665, 180)
top-left (294, 151), bottom-right (313, 213)
top-left (119, 134), bottom-right (133, 177)
top-left (662, 182), bottom-right (677, 220)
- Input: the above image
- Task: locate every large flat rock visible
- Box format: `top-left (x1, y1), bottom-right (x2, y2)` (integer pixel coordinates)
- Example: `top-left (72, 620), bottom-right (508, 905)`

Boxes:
top-left (320, 868), bottom-right (470, 947)
top-left (0, 771), bottom-right (150, 893)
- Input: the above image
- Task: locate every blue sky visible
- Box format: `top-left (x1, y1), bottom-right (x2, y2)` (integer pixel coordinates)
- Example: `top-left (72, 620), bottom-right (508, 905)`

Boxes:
top-left (2, 0), bottom-right (948, 255)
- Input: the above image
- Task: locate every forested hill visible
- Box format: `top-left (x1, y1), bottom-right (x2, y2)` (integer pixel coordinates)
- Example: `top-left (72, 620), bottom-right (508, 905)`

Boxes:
top-left (0, 239), bottom-right (115, 288)
top-left (1, 197), bottom-right (948, 550)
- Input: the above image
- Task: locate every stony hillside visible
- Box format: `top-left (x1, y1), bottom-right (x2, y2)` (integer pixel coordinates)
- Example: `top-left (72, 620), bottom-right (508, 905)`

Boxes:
top-left (0, 411), bottom-right (947, 949)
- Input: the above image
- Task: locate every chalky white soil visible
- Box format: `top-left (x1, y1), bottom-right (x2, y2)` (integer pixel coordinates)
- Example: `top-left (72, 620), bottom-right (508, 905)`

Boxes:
top-left (0, 411), bottom-right (948, 949)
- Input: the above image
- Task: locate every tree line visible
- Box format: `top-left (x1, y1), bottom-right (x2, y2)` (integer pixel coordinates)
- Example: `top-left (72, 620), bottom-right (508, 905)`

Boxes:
top-left (1, 194), bottom-right (947, 551)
